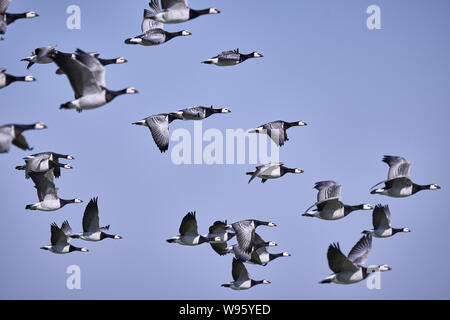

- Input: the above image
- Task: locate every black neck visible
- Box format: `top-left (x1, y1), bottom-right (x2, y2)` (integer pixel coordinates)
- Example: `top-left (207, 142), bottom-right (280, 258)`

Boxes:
top-left (100, 232), bottom-right (115, 240)
top-left (105, 88), bottom-right (127, 102)
top-left (60, 199), bottom-right (76, 207)
top-left (166, 30), bottom-right (184, 41)
top-left (5, 74), bottom-right (26, 85)
top-left (189, 9), bottom-right (210, 19)
top-left (284, 121), bottom-right (301, 129)
top-left (199, 235), bottom-right (210, 244)
top-left (412, 184), bottom-right (431, 194)
top-left (5, 13), bottom-right (27, 25)
top-left (98, 58), bottom-right (117, 66)
top-left (269, 253), bottom-right (284, 261)
top-left (13, 124), bottom-right (35, 135)
top-left (251, 280), bottom-right (264, 287)
top-left (344, 204), bottom-right (364, 215)
top-left (392, 228), bottom-right (404, 235)
top-left (69, 245), bottom-right (82, 252)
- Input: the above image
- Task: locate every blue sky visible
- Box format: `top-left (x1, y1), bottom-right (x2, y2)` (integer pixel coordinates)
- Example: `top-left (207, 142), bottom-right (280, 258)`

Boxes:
top-left (0, 0), bottom-right (449, 299)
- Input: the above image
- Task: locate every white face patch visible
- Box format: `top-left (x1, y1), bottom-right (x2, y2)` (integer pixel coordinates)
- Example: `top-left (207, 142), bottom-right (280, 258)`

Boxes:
top-left (116, 58), bottom-right (127, 64)
top-left (430, 184), bottom-right (440, 190)
top-left (221, 108), bottom-right (230, 113)
top-left (182, 30), bottom-right (191, 36)
top-left (64, 164), bottom-right (72, 169)
top-left (268, 241), bottom-right (277, 247)
top-left (25, 75), bottom-right (35, 82)
top-left (126, 87), bottom-right (138, 94)
top-left (403, 228), bottom-right (411, 232)
top-left (74, 198), bottom-right (83, 203)
top-left (26, 11), bottom-right (38, 18)
top-left (283, 252), bottom-right (291, 257)
top-left (268, 222), bottom-right (276, 227)
top-left (298, 121), bottom-right (307, 126)
top-left (81, 248), bottom-right (89, 252)
top-left (209, 8), bottom-right (220, 14)
top-left (294, 168), bottom-right (303, 174)
top-left (34, 122), bottom-right (46, 129)
top-left (363, 204), bottom-right (372, 210)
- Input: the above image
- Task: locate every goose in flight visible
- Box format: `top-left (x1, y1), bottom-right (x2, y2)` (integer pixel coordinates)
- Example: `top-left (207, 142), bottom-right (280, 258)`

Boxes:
top-left (40, 221), bottom-right (88, 254)
top-left (246, 162), bottom-right (303, 184)
top-left (133, 113), bottom-right (178, 153)
top-left (249, 120), bottom-right (307, 147)
top-left (49, 49), bottom-right (137, 112)
top-left (16, 152), bottom-right (74, 178)
top-left (149, 0), bottom-right (220, 24)
top-left (320, 234), bottom-right (391, 284)
top-left (207, 220), bottom-right (236, 255)
top-left (370, 155), bottom-right (440, 197)
top-left (222, 235), bottom-right (278, 263)
top-left (221, 258), bottom-right (270, 290)
top-left (302, 181), bottom-right (372, 220)
top-left (170, 106), bottom-right (231, 121)
top-left (0, 122), bottom-right (46, 153)
top-left (0, 68), bottom-right (35, 89)
top-left (20, 45), bottom-right (57, 69)
top-left (125, 2), bottom-right (191, 46)
top-left (66, 197), bottom-right (122, 241)
top-left (0, 0), bottom-right (38, 40)
top-left (16, 153), bottom-right (72, 179)
top-left (231, 219), bottom-right (276, 254)
top-left (167, 212), bottom-right (213, 246)
top-left (25, 169), bottom-right (82, 211)
top-left (362, 204), bottom-right (410, 238)
top-left (202, 49), bottom-right (263, 66)
top-left (248, 233), bottom-right (290, 266)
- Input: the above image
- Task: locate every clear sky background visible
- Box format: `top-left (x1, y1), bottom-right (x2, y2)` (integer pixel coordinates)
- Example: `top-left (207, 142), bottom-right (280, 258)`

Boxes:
top-left (0, 0), bottom-right (449, 299)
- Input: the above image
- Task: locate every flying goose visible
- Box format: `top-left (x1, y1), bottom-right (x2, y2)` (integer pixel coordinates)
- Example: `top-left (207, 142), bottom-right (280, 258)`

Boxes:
top-left (246, 162), bottom-right (303, 184)
top-left (49, 50), bottom-right (137, 112)
top-left (202, 49), bottom-right (263, 66)
top-left (167, 212), bottom-right (211, 246)
top-left (149, 0), bottom-right (220, 24)
top-left (247, 233), bottom-right (290, 266)
top-left (248, 120), bottom-right (307, 147)
top-left (231, 219), bottom-right (276, 254)
top-left (125, 3), bottom-right (191, 46)
top-left (0, 0), bottom-right (38, 39)
top-left (224, 236), bottom-right (278, 262)
top-left (133, 113), bottom-right (178, 153)
top-left (221, 258), bottom-right (270, 290)
top-left (0, 68), bottom-right (35, 89)
top-left (170, 106), bottom-right (231, 121)
top-left (55, 51), bottom-right (127, 75)
top-left (0, 122), bottom-right (46, 153)
top-left (362, 204), bottom-right (410, 238)
top-left (26, 169), bottom-right (82, 211)
top-left (21, 45), bottom-right (57, 69)
top-left (16, 153), bottom-right (72, 179)
top-left (207, 220), bottom-right (236, 255)
top-left (320, 234), bottom-right (391, 284)
top-left (370, 156), bottom-right (440, 197)
top-left (302, 181), bottom-right (372, 220)
top-left (40, 221), bottom-right (88, 254)
top-left (16, 152), bottom-right (74, 178)
top-left (66, 197), bottom-right (122, 241)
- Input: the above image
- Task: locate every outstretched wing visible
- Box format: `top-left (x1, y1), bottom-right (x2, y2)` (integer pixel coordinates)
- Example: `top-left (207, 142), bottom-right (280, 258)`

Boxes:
top-left (327, 242), bottom-right (358, 273)
top-left (347, 234), bottom-right (372, 267)
top-left (382, 155), bottom-right (411, 180)
top-left (179, 212), bottom-right (199, 236)
top-left (142, 8), bottom-right (163, 32)
top-left (145, 114), bottom-right (170, 153)
top-left (161, 0), bottom-right (188, 10)
top-left (232, 258), bottom-right (250, 282)
top-left (315, 181), bottom-right (342, 203)
top-left (372, 204), bottom-right (391, 229)
top-left (82, 197), bottom-right (100, 233)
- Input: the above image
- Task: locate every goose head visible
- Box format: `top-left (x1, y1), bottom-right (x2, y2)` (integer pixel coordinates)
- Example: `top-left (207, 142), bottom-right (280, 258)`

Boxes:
top-left (209, 8), bottom-right (220, 14)
top-left (24, 75), bottom-right (35, 82)
top-left (26, 11), bottom-right (39, 18)
top-left (34, 122), bottom-right (47, 130)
